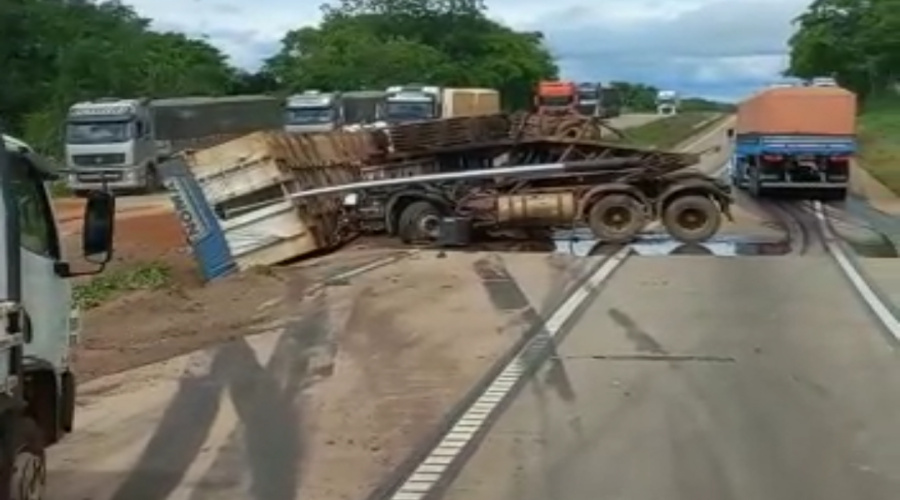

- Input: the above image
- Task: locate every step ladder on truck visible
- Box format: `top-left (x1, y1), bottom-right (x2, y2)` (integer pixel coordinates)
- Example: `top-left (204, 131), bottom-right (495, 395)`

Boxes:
top-left (0, 128), bottom-right (116, 499)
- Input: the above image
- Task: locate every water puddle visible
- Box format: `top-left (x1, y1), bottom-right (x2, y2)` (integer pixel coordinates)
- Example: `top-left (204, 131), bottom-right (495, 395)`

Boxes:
top-left (552, 229), bottom-right (791, 257)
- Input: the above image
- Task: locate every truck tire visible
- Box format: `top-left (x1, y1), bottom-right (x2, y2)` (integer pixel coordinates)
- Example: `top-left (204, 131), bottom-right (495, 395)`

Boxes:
top-left (587, 194), bottom-right (646, 243)
top-left (663, 195), bottom-right (721, 244)
top-left (0, 416), bottom-right (45, 500)
top-left (398, 201), bottom-right (442, 244)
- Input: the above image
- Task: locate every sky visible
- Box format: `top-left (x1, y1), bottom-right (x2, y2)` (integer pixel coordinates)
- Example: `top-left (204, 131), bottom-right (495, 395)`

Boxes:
top-left (126, 0), bottom-right (813, 102)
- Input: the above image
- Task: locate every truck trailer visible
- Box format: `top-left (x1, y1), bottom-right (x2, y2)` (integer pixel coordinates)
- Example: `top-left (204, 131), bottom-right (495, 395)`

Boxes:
top-left (64, 95), bottom-right (282, 194)
top-left (729, 85), bottom-right (857, 199)
top-left (0, 132), bottom-right (117, 498)
top-left (384, 85), bottom-right (499, 124)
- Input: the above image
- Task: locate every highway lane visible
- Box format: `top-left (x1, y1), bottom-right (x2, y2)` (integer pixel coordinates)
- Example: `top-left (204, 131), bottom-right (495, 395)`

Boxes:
top-left (371, 115), bottom-right (900, 500)
top-left (437, 253), bottom-right (900, 500)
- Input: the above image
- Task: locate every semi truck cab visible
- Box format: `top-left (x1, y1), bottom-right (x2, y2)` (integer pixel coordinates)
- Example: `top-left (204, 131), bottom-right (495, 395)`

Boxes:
top-left (384, 85), bottom-right (440, 123)
top-left (65, 98), bottom-right (156, 193)
top-left (0, 132), bottom-right (116, 498)
top-left (535, 81), bottom-right (576, 114)
top-left (656, 90), bottom-right (679, 115)
top-left (284, 91), bottom-right (342, 133)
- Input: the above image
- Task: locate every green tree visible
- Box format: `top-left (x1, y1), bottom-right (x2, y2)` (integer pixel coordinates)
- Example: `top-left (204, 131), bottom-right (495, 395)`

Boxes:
top-left (786, 0), bottom-right (900, 97)
top-left (264, 0), bottom-right (558, 109)
top-left (0, 0), bottom-right (238, 153)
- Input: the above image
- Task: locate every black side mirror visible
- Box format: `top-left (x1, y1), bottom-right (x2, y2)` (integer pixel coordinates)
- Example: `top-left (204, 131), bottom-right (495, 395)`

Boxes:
top-left (726, 128), bottom-right (735, 138)
top-left (82, 190), bottom-right (115, 264)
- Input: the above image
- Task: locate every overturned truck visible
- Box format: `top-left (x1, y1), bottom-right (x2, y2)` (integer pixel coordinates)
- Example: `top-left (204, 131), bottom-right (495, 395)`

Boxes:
top-left (164, 112), bottom-right (731, 279)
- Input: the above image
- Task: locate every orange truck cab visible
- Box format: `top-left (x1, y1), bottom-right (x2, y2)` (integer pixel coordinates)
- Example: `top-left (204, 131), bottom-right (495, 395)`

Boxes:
top-left (535, 81), bottom-right (577, 114)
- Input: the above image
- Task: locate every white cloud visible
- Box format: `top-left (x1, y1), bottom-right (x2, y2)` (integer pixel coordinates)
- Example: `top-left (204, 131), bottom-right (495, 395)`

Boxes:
top-left (124, 0), bottom-right (812, 100)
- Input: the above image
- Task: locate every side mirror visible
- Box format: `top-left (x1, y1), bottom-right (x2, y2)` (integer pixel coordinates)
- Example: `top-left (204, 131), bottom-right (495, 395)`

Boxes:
top-left (726, 128), bottom-right (735, 138)
top-left (82, 190), bottom-right (115, 264)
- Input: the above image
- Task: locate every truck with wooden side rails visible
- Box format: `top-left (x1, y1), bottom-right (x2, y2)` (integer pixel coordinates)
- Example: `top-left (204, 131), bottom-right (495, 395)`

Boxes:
top-left (383, 85), bottom-right (500, 124)
top-left (728, 84), bottom-right (857, 199)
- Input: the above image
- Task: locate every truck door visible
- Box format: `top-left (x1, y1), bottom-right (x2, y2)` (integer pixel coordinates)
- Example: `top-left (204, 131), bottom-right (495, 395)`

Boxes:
top-left (8, 157), bottom-right (70, 368)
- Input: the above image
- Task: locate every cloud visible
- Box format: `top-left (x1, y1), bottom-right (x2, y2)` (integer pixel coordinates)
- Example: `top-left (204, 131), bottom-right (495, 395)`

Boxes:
top-left (124, 0), bottom-right (811, 100)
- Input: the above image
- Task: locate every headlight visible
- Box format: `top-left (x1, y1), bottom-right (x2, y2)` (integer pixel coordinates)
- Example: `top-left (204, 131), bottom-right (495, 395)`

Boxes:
top-left (343, 193), bottom-right (359, 206)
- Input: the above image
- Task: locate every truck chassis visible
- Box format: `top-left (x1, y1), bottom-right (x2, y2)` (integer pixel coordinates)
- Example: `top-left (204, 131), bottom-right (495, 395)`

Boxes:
top-left (296, 112), bottom-right (732, 245)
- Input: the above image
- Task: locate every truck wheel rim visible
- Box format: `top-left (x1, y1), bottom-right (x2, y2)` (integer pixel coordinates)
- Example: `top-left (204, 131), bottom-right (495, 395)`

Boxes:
top-left (419, 215), bottom-right (440, 238)
top-left (12, 452), bottom-right (44, 500)
top-left (602, 207), bottom-right (633, 231)
top-left (677, 208), bottom-right (707, 231)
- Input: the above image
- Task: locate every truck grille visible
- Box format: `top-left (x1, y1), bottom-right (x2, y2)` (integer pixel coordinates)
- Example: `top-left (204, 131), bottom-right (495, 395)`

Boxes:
top-left (71, 153), bottom-right (126, 167)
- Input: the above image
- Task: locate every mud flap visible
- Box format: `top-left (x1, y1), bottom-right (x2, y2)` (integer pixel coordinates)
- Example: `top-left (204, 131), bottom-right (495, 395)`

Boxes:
top-left (60, 372), bottom-right (74, 433)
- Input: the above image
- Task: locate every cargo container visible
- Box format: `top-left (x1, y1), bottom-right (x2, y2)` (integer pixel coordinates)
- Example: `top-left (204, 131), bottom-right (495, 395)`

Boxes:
top-left (441, 88), bottom-right (500, 118)
top-left (160, 131), bottom-right (372, 280)
top-left (729, 86), bottom-right (857, 199)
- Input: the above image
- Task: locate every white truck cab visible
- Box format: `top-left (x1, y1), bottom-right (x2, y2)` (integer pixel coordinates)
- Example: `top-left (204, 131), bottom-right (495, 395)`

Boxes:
top-left (284, 91), bottom-right (342, 133)
top-left (0, 133), bottom-right (115, 499)
top-left (64, 98), bottom-right (157, 194)
top-left (656, 90), bottom-right (680, 116)
top-left (384, 85), bottom-right (441, 123)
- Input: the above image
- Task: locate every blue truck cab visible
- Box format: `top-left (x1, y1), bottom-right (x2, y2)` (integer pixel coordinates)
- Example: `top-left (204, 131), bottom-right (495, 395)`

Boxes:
top-left (728, 130), bottom-right (855, 199)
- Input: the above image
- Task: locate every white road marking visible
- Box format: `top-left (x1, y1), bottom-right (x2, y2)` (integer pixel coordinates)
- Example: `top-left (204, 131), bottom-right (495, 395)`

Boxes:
top-left (814, 202), bottom-right (900, 339)
top-left (387, 246), bottom-right (632, 500)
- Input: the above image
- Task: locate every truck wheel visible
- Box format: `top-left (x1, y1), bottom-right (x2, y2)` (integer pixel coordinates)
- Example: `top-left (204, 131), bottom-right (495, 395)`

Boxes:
top-left (663, 195), bottom-right (721, 244)
top-left (587, 194), bottom-right (647, 243)
top-left (398, 201), bottom-right (442, 244)
top-left (0, 417), bottom-right (46, 500)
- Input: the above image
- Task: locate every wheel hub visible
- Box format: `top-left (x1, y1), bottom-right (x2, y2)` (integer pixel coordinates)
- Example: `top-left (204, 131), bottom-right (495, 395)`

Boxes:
top-left (12, 451), bottom-right (45, 500)
top-left (602, 207), bottom-right (633, 230)
top-left (677, 208), bottom-right (707, 231)
top-left (418, 215), bottom-right (441, 238)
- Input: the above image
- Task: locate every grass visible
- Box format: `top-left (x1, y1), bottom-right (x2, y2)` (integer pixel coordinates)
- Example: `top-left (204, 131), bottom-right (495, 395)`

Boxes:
top-left (858, 94), bottom-right (900, 194)
top-left (621, 112), bottom-right (722, 149)
top-left (73, 261), bottom-right (173, 310)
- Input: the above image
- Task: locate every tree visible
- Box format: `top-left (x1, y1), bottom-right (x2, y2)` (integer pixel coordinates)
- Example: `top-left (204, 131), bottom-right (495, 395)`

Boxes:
top-left (786, 0), bottom-right (900, 97)
top-left (264, 0), bottom-right (558, 109)
top-left (0, 0), bottom-right (238, 152)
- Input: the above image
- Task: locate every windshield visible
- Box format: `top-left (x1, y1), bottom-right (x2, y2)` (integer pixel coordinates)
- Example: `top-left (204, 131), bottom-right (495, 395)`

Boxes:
top-left (539, 95), bottom-right (573, 107)
top-left (285, 106), bottom-right (335, 125)
top-left (65, 121), bottom-right (132, 144)
top-left (384, 101), bottom-right (434, 121)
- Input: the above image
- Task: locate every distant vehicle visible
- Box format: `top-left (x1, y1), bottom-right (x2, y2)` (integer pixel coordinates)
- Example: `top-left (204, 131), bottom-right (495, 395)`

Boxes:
top-left (535, 80), bottom-right (577, 115)
top-left (341, 90), bottom-right (387, 128)
top-left (575, 83), bottom-right (622, 118)
top-left (729, 85), bottom-right (856, 200)
top-left (383, 85), bottom-right (499, 124)
top-left (284, 91), bottom-right (341, 133)
top-left (656, 90), bottom-right (680, 115)
top-left (810, 77), bottom-right (838, 87)
top-left (64, 95), bottom-right (283, 194)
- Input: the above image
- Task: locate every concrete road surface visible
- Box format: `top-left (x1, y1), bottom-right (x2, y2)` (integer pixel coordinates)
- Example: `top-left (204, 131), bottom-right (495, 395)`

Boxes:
top-left (438, 254), bottom-right (900, 500)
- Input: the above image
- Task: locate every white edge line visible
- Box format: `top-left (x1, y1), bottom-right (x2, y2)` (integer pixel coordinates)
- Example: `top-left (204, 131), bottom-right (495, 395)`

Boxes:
top-left (387, 246), bottom-right (632, 500)
top-left (813, 201), bottom-right (900, 338)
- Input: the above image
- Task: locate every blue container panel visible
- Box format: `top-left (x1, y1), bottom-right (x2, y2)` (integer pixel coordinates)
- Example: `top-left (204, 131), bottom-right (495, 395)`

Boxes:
top-left (158, 159), bottom-right (238, 282)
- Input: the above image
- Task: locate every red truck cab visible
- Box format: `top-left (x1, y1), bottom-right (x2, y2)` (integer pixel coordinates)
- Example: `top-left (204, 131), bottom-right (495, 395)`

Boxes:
top-left (535, 81), bottom-right (577, 114)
